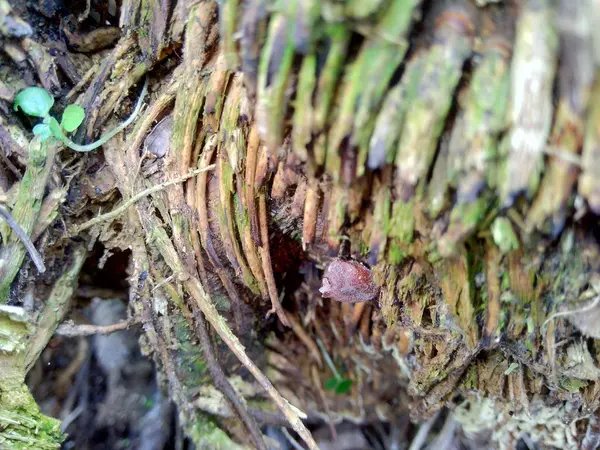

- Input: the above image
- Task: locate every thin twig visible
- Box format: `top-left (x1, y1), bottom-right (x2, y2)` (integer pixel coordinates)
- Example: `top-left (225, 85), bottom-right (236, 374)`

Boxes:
top-left (74, 164), bottom-right (215, 233)
top-left (55, 319), bottom-right (140, 337)
top-left (282, 428), bottom-right (306, 450)
top-left (408, 411), bottom-right (440, 450)
top-left (0, 205), bottom-right (45, 273)
top-left (543, 293), bottom-right (600, 327)
top-left (194, 309), bottom-right (268, 450)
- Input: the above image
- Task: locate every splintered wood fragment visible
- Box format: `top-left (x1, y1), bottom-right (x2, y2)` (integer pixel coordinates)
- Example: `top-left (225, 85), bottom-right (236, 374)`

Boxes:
top-left (292, 53), bottom-right (316, 163)
top-left (168, 67), bottom-right (207, 279)
top-left (175, 76), bottom-right (206, 176)
top-left (359, 303), bottom-right (372, 343)
top-left (313, 25), bottom-right (350, 136)
top-left (183, 2), bottom-right (218, 71)
top-left (326, 185), bottom-right (347, 249)
top-left (271, 161), bottom-right (288, 199)
top-left (256, 11), bottom-right (295, 153)
top-left (237, 137), bottom-right (269, 297)
top-left (127, 70), bottom-right (180, 163)
top-left (325, 0), bottom-right (418, 181)
top-left (426, 133), bottom-right (451, 219)
top-left (484, 242), bottom-right (502, 342)
top-left (187, 127), bottom-right (210, 288)
top-left (195, 138), bottom-right (244, 330)
top-left (203, 54), bottom-right (230, 135)
top-left (447, 5), bottom-right (513, 203)
top-left (527, 0), bottom-right (593, 233)
top-left (254, 142), bottom-right (276, 190)
top-left (499, 0), bottom-right (558, 204)
top-left (31, 187), bottom-right (68, 242)
top-left (219, 150), bottom-right (258, 293)
top-left (439, 250), bottom-right (478, 349)
top-left (196, 136), bottom-right (218, 252)
top-left (0, 139), bottom-right (55, 299)
top-left (240, 220), bottom-right (269, 299)
top-left (219, 0), bottom-right (240, 69)
top-left (217, 77), bottom-right (255, 286)
top-left (302, 179), bottom-right (320, 249)
top-left (245, 125), bottom-right (262, 245)
top-left (258, 191), bottom-right (290, 326)
top-left (380, 266), bottom-right (399, 329)
top-left (291, 178), bottom-right (307, 218)
top-left (395, 0), bottom-right (476, 197)
top-left (240, 0), bottom-right (268, 100)
top-left (578, 75), bottom-right (600, 213)
top-left (369, 54), bottom-right (424, 170)
top-left (351, 0), bottom-right (420, 177)
top-left (21, 38), bottom-right (61, 94)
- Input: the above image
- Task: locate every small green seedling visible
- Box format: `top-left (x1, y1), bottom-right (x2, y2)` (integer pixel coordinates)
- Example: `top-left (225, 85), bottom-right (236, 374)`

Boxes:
top-left (13, 79), bottom-right (148, 152)
top-left (316, 338), bottom-right (354, 395)
top-left (324, 375), bottom-right (353, 394)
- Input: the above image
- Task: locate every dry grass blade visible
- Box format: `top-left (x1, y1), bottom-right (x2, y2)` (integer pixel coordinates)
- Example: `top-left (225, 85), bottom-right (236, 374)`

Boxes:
top-left (73, 165), bottom-right (215, 234)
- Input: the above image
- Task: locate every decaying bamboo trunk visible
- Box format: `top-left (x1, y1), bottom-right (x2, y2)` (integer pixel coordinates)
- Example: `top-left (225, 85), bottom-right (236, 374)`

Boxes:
top-left (2, 0), bottom-right (600, 448)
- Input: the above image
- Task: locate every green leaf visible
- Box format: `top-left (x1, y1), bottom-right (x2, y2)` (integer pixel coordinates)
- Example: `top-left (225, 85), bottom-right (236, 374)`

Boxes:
top-left (61, 104), bottom-right (85, 132)
top-left (324, 377), bottom-right (338, 391)
top-left (13, 87), bottom-right (54, 118)
top-left (48, 117), bottom-right (62, 139)
top-left (32, 124), bottom-right (51, 141)
top-left (335, 379), bottom-right (353, 394)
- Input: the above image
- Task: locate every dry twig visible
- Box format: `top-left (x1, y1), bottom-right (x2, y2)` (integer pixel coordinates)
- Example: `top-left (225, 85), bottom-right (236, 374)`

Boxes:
top-left (73, 164), bottom-right (215, 233)
top-left (55, 319), bottom-right (140, 337)
top-left (0, 205), bottom-right (45, 273)
top-left (194, 309), bottom-right (267, 450)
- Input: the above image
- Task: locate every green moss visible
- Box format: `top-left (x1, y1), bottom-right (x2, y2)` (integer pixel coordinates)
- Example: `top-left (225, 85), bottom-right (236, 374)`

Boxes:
top-left (186, 414), bottom-right (246, 450)
top-left (491, 217), bottom-right (519, 254)
top-left (387, 240), bottom-right (407, 265)
top-left (0, 387), bottom-right (64, 449)
top-left (559, 377), bottom-right (588, 393)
